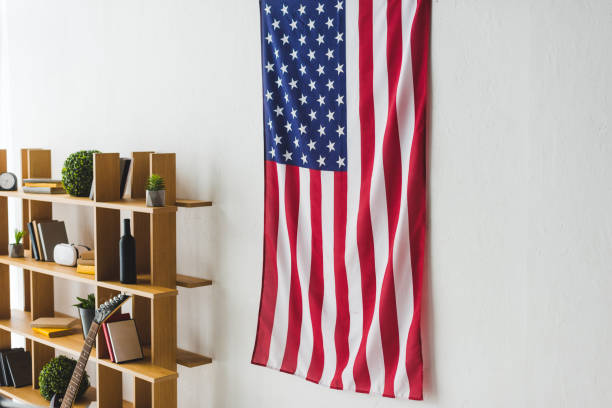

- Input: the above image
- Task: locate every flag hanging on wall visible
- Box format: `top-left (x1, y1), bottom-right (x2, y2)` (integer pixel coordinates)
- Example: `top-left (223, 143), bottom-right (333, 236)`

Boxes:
top-left (252, 0), bottom-right (430, 400)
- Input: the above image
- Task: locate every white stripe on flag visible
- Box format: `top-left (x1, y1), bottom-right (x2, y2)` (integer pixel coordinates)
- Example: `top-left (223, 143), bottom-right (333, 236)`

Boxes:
top-left (342, 0), bottom-right (363, 392)
top-left (268, 163), bottom-right (290, 369)
top-left (295, 167), bottom-right (313, 378)
top-left (392, 0), bottom-right (419, 397)
top-left (365, 0), bottom-right (391, 395)
top-left (319, 172), bottom-right (338, 385)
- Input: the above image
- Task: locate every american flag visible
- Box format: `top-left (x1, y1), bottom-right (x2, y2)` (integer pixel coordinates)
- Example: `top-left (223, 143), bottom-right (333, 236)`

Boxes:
top-left (252, 0), bottom-right (430, 400)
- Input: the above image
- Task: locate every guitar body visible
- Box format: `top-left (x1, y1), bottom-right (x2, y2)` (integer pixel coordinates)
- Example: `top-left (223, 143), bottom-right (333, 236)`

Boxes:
top-left (49, 394), bottom-right (62, 408)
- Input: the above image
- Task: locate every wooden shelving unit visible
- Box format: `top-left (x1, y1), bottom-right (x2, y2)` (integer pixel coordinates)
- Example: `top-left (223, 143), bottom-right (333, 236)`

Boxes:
top-left (0, 149), bottom-right (212, 408)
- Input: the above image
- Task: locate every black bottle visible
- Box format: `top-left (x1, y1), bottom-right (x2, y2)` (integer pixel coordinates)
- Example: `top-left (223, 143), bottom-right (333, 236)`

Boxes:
top-left (119, 218), bottom-right (136, 284)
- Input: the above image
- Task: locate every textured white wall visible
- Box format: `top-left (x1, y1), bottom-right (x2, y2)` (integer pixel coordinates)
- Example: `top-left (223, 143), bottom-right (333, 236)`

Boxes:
top-left (2, 0), bottom-right (612, 407)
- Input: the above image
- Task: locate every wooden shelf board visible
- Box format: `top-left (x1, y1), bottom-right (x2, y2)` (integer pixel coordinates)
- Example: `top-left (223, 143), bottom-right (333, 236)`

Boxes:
top-left (176, 274), bottom-right (213, 288)
top-left (176, 199), bottom-right (212, 208)
top-left (0, 385), bottom-right (122, 408)
top-left (0, 310), bottom-right (178, 384)
top-left (0, 190), bottom-right (177, 214)
top-left (0, 256), bottom-right (178, 299)
top-left (176, 348), bottom-right (212, 368)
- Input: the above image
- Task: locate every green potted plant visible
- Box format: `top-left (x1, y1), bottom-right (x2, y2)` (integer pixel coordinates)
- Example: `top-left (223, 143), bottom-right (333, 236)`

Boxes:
top-left (9, 229), bottom-right (24, 258)
top-left (145, 174), bottom-right (166, 207)
top-left (74, 293), bottom-right (95, 339)
top-left (39, 355), bottom-right (90, 401)
top-left (62, 150), bottom-right (100, 197)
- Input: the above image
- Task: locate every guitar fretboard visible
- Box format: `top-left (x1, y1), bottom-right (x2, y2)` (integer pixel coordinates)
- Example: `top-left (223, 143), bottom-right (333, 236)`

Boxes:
top-left (60, 321), bottom-right (99, 408)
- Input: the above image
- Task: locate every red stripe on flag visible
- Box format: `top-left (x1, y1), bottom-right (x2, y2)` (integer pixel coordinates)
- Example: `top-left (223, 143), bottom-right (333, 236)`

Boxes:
top-left (379, 0), bottom-right (404, 398)
top-left (406, 0), bottom-right (430, 400)
top-left (331, 171), bottom-right (349, 389)
top-left (281, 165), bottom-right (303, 373)
top-left (307, 170), bottom-right (325, 382)
top-left (252, 161), bottom-right (280, 366)
top-left (353, 0), bottom-right (377, 394)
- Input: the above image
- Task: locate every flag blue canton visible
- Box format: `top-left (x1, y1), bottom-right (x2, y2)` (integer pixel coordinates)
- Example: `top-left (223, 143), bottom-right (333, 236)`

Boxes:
top-left (261, 0), bottom-right (347, 172)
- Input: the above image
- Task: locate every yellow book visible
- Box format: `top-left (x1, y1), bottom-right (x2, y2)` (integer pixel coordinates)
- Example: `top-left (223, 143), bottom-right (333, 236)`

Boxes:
top-left (24, 182), bottom-right (64, 188)
top-left (76, 264), bottom-right (95, 275)
top-left (32, 327), bottom-right (73, 338)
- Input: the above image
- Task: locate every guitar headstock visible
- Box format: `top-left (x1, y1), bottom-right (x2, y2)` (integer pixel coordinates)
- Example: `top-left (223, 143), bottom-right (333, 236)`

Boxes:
top-left (94, 293), bottom-right (130, 324)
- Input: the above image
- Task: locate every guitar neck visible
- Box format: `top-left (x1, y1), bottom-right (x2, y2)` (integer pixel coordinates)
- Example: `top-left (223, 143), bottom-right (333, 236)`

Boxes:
top-left (60, 321), bottom-right (100, 408)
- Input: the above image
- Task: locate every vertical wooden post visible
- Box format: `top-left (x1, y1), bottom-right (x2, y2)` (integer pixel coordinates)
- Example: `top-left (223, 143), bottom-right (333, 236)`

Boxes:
top-left (150, 213), bottom-right (176, 288)
top-left (94, 153), bottom-right (121, 283)
top-left (151, 296), bottom-right (177, 408)
top-left (0, 150), bottom-right (9, 322)
top-left (19, 149), bottom-right (56, 390)
top-left (21, 149), bottom-right (53, 314)
top-left (97, 365), bottom-right (123, 407)
top-left (134, 379), bottom-right (152, 408)
top-left (132, 152), bottom-right (153, 279)
top-left (150, 153), bottom-right (176, 206)
top-left (149, 153), bottom-right (178, 408)
top-left (31, 342), bottom-right (54, 389)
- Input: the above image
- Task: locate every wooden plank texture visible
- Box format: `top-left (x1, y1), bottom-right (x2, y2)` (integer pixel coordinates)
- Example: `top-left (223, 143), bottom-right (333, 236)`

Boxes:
top-left (175, 199), bottom-right (213, 208)
top-left (131, 152), bottom-right (154, 199)
top-left (98, 364), bottom-right (123, 408)
top-left (31, 341), bottom-right (55, 388)
top-left (176, 274), bottom-right (213, 288)
top-left (150, 153), bottom-right (176, 206)
top-left (150, 213), bottom-right (176, 288)
top-left (176, 348), bottom-right (212, 368)
top-left (93, 153), bottom-right (120, 202)
top-left (95, 208), bottom-right (120, 282)
top-left (0, 254), bottom-right (178, 298)
top-left (0, 309), bottom-right (178, 383)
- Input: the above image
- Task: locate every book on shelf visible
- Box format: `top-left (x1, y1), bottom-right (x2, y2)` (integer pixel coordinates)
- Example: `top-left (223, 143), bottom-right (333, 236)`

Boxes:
top-left (77, 258), bottom-right (95, 266)
top-left (23, 178), bottom-right (64, 188)
top-left (80, 250), bottom-right (95, 260)
top-left (27, 222), bottom-right (40, 261)
top-left (76, 264), bottom-right (95, 275)
top-left (5, 350), bottom-right (32, 387)
top-left (22, 186), bottom-right (65, 194)
top-left (32, 220), bottom-right (44, 261)
top-left (31, 316), bottom-right (78, 329)
top-left (106, 319), bottom-right (143, 363)
top-left (32, 327), bottom-right (74, 338)
top-left (101, 313), bottom-right (130, 362)
top-left (0, 348), bottom-right (24, 387)
top-left (23, 178), bottom-right (62, 185)
top-left (37, 220), bottom-right (68, 262)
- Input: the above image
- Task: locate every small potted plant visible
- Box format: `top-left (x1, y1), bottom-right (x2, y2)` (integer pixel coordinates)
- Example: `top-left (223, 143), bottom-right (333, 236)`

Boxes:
top-left (74, 293), bottom-right (95, 339)
top-left (146, 174), bottom-right (166, 207)
top-left (9, 229), bottom-right (24, 258)
top-left (39, 355), bottom-right (90, 401)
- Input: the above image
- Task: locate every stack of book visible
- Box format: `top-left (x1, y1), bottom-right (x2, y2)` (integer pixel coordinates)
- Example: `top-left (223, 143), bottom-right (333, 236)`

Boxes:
top-left (0, 348), bottom-right (31, 388)
top-left (27, 220), bottom-right (68, 262)
top-left (30, 317), bottom-right (78, 338)
top-left (100, 313), bottom-right (143, 363)
top-left (23, 178), bottom-right (65, 194)
top-left (77, 250), bottom-right (95, 275)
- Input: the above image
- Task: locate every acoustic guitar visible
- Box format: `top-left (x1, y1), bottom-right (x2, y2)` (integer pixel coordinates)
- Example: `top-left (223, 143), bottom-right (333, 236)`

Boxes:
top-left (49, 293), bottom-right (130, 408)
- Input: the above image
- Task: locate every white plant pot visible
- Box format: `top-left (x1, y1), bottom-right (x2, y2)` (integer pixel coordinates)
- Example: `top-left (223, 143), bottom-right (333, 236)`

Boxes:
top-left (9, 243), bottom-right (24, 258)
top-left (146, 190), bottom-right (166, 207)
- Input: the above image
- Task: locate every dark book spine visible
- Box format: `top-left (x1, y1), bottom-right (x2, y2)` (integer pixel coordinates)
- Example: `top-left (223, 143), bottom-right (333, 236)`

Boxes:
top-left (0, 352), bottom-right (6, 386)
top-left (27, 222), bottom-right (39, 260)
top-left (2, 353), bottom-right (12, 386)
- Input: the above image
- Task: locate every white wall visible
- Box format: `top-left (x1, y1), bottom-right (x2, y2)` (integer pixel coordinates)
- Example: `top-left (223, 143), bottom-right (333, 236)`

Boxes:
top-left (1, 1), bottom-right (612, 407)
